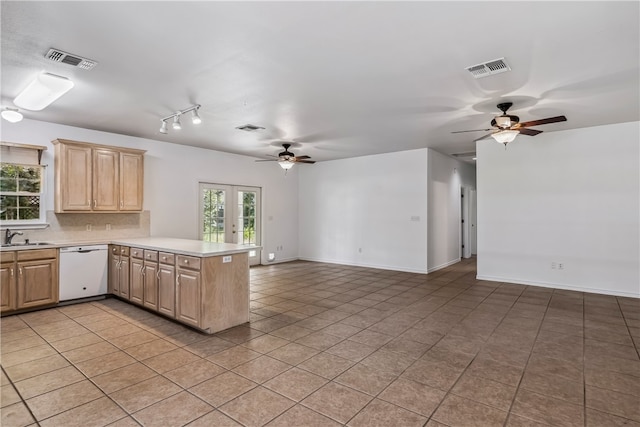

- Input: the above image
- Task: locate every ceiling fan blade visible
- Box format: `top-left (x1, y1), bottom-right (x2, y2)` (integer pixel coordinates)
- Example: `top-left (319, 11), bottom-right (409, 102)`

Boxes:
top-left (474, 133), bottom-right (496, 142)
top-left (451, 129), bottom-right (493, 134)
top-left (295, 155), bottom-right (311, 160)
top-left (255, 159), bottom-right (277, 162)
top-left (295, 160), bottom-right (316, 164)
top-left (517, 128), bottom-right (543, 136)
top-left (518, 116), bottom-right (567, 128)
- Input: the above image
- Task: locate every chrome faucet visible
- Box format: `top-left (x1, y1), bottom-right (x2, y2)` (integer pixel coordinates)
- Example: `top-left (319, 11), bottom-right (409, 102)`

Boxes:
top-left (4, 229), bottom-right (23, 245)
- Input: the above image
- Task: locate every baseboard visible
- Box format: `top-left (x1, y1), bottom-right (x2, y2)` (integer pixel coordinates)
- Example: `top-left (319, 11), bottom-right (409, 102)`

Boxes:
top-left (427, 258), bottom-right (461, 273)
top-left (298, 256), bottom-right (428, 274)
top-left (476, 275), bottom-right (640, 298)
top-left (260, 256), bottom-right (299, 265)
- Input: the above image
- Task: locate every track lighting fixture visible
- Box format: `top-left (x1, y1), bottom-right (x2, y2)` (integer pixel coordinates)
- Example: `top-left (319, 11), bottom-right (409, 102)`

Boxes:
top-left (158, 104), bottom-right (201, 134)
top-left (172, 115), bottom-right (182, 130)
top-left (191, 108), bottom-right (201, 125)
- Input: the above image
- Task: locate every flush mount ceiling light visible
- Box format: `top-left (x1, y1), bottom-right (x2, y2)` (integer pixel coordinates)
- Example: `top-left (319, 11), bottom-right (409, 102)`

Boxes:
top-left (159, 104), bottom-right (201, 135)
top-left (1, 107), bottom-right (24, 123)
top-left (14, 72), bottom-right (74, 111)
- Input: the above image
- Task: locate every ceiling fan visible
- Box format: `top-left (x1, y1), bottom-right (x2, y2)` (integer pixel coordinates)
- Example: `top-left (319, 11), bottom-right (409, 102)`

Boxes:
top-left (452, 102), bottom-right (567, 146)
top-left (255, 143), bottom-right (316, 170)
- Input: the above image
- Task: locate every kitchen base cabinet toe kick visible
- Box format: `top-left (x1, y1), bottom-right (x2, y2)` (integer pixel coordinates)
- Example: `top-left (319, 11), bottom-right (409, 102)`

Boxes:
top-left (108, 243), bottom-right (249, 334)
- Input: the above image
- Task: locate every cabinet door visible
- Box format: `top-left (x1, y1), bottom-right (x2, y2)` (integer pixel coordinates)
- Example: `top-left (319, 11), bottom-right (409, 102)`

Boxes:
top-left (93, 149), bottom-right (119, 211)
top-left (108, 252), bottom-right (120, 295)
top-left (176, 269), bottom-right (200, 327)
top-left (130, 258), bottom-right (144, 305)
top-left (60, 144), bottom-right (93, 211)
top-left (1, 262), bottom-right (16, 312)
top-left (143, 262), bottom-right (158, 310)
top-left (119, 257), bottom-right (130, 299)
top-left (157, 265), bottom-right (175, 318)
top-left (120, 152), bottom-right (144, 211)
top-left (17, 259), bottom-right (58, 309)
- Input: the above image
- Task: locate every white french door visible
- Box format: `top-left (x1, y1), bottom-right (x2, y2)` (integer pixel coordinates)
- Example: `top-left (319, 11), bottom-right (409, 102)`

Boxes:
top-left (199, 183), bottom-right (261, 266)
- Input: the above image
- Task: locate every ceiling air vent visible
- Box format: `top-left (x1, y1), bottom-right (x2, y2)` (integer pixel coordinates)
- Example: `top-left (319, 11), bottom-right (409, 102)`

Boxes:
top-left (235, 124), bottom-right (265, 132)
top-left (45, 48), bottom-right (98, 70)
top-left (465, 58), bottom-right (510, 79)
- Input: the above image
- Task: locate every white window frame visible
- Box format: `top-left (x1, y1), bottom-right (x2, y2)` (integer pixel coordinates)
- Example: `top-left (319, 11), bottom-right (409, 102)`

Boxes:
top-left (0, 162), bottom-right (47, 227)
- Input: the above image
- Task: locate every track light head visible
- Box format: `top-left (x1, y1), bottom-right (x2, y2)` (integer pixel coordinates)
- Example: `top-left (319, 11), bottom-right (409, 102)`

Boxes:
top-left (159, 120), bottom-right (168, 134)
top-left (172, 115), bottom-right (182, 130)
top-left (191, 108), bottom-right (202, 125)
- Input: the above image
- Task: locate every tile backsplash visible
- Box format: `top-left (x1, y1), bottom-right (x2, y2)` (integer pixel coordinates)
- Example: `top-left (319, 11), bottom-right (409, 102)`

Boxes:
top-left (6, 210), bottom-right (151, 243)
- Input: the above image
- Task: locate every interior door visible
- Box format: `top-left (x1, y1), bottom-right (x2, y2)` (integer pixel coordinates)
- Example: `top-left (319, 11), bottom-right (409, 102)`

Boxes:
top-left (199, 183), bottom-right (261, 266)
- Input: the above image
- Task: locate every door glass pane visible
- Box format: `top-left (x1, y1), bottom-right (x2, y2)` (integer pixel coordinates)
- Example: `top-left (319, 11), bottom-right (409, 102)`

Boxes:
top-left (202, 189), bottom-right (225, 243)
top-left (238, 191), bottom-right (256, 245)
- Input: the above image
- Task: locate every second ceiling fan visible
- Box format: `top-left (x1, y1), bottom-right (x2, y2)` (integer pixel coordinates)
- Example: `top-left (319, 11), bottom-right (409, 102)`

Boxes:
top-left (255, 143), bottom-right (316, 170)
top-left (452, 102), bottom-right (567, 146)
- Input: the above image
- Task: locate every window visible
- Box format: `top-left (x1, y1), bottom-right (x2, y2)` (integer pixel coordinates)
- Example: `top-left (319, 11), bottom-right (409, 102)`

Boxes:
top-left (0, 163), bottom-right (45, 223)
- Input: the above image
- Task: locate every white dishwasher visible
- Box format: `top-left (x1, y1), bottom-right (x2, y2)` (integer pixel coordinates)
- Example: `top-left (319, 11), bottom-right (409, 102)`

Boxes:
top-left (59, 245), bottom-right (108, 301)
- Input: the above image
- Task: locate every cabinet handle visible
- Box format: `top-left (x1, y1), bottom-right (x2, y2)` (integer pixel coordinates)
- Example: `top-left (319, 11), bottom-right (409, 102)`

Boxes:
top-left (93, 200), bottom-right (97, 208)
top-left (184, 259), bottom-right (188, 264)
top-left (10, 268), bottom-right (13, 277)
top-left (140, 265), bottom-right (145, 276)
top-left (162, 256), bottom-right (166, 261)
top-left (120, 200), bottom-right (123, 208)
top-left (147, 254), bottom-right (151, 258)
top-left (19, 267), bottom-right (22, 276)
top-left (176, 276), bottom-right (180, 286)
top-left (156, 270), bottom-right (161, 280)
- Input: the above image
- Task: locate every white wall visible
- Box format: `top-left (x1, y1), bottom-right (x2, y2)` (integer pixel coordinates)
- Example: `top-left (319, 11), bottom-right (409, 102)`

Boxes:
top-left (477, 121), bottom-right (640, 297)
top-left (298, 149), bottom-right (429, 273)
top-left (427, 149), bottom-right (476, 272)
top-left (1, 119), bottom-right (299, 264)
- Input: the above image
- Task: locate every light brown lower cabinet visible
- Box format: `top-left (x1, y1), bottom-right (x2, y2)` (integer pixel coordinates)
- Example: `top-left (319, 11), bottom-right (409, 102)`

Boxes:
top-left (176, 256), bottom-right (201, 328)
top-left (1, 249), bottom-right (59, 314)
top-left (107, 245), bottom-right (249, 333)
top-left (129, 252), bottom-right (144, 305)
top-left (108, 246), bottom-right (130, 299)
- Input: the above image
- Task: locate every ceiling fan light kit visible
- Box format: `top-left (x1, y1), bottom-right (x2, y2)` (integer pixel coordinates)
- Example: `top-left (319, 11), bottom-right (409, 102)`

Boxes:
top-left (256, 143), bottom-right (316, 171)
top-left (159, 104), bottom-right (201, 134)
top-left (453, 101), bottom-right (567, 147)
top-left (491, 129), bottom-right (519, 145)
top-left (14, 72), bottom-right (74, 111)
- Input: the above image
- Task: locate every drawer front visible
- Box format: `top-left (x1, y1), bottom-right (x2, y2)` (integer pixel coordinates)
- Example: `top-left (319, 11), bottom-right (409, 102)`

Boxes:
top-left (17, 248), bottom-right (57, 261)
top-left (0, 251), bottom-right (16, 263)
top-left (144, 250), bottom-right (158, 262)
top-left (176, 255), bottom-right (201, 270)
top-left (119, 246), bottom-right (130, 257)
top-left (131, 248), bottom-right (144, 259)
top-left (159, 252), bottom-right (175, 265)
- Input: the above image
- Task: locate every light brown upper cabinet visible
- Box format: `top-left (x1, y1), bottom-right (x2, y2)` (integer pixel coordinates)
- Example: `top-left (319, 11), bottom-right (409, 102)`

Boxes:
top-left (53, 139), bottom-right (145, 213)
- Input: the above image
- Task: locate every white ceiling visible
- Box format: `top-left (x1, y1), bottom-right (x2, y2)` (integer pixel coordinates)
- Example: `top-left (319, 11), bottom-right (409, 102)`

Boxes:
top-left (1, 1), bottom-right (638, 162)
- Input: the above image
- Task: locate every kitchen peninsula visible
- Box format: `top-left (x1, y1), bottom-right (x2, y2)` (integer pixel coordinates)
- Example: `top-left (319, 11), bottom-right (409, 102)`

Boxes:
top-left (109, 237), bottom-right (253, 334)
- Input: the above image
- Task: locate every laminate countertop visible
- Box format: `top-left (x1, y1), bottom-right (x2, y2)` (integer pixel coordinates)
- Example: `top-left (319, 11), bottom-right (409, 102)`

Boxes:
top-left (111, 237), bottom-right (258, 257)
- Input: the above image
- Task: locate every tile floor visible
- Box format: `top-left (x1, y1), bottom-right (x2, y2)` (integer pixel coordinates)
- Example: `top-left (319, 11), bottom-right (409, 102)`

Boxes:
top-left (1, 258), bottom-right (639, 427)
